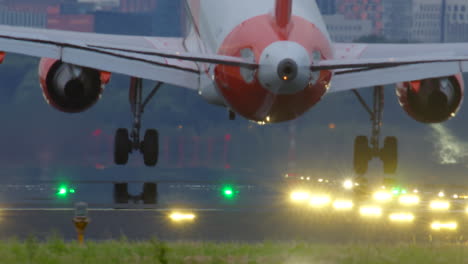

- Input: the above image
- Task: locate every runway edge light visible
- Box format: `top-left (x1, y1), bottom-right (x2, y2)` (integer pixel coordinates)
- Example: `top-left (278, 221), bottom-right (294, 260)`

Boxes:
top-left (221, 184), bottom-right (237, 200)
top-left (169, 212), bottom-right (196, 222)
top-left (73, 202), bottom-right (89, 245)
top-left (343, 180), bottom-right (353, 190)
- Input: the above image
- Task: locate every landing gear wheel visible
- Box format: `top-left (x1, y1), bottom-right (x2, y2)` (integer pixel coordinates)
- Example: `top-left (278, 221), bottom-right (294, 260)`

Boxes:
top-left (142, 129), bottom-right (159, 167)
top-left (113, 78), bottom-right (163, 167)
top-left (142, 182), bottom-right (158, 204)
top-left (381, 136), bottom-right (398, 174)
top-left (352, 87), bottom-right (399, 175)
top-left (114, 183), bottom-right (129, 204)
top-left (354, 136), bottom-right (371, 175)
top-left (114, 129), bottom-right (131, 165)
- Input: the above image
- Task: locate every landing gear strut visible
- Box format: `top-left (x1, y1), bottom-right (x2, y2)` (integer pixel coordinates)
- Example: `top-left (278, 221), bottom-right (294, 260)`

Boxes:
top-left (114, 78), bottom-right (162, 167)
top-left (352, 86), bottom-right (398, 175)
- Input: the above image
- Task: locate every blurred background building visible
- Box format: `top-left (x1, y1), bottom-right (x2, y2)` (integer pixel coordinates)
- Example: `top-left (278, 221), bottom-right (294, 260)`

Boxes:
top-left (382, 0), bottom-right (468, 43)
top-left (335, 0), bottom-right (383, 35)
top-left (0, 0), bottom-right (467, 43)
top-left (324, 14), bottom-right (373, 42)
top-left (0, 0), bottom-right (159, 33)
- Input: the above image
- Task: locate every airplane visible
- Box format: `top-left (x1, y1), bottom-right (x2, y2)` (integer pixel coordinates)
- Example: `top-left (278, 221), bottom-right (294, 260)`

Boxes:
top-left (0, 0), bottom-right (467, 177)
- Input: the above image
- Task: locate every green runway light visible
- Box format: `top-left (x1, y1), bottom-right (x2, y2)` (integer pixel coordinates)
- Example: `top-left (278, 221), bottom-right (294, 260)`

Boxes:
top-left (56, 184), bottom-right (76, 197)
top-left (57, 187), bottom-right (67, 197)
top-left (221, 185), bottom-right (236, 199)
top-left (392, 188), bottom-right (400, 196)
top-left (391, 187), bottom-right (407, 196)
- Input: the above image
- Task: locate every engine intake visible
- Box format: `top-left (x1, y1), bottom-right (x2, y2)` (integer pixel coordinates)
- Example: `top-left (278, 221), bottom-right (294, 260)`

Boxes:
top-left (397, 75), bottom-right (464, 123)
top-left (39, 58), bottom-right (105, 113)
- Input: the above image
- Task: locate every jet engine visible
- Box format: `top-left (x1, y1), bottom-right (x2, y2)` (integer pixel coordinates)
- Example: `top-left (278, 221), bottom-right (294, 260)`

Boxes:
top-left (39, 58), bottom-right (110, 113)
top-left (396, 75), bottom-right (464, 123)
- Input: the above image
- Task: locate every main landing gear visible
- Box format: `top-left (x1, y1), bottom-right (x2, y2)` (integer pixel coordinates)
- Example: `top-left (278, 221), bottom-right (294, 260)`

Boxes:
top-left (114, 78), bottom-right (162, 167)
top-left (352, 86), bottom-right (398, 175)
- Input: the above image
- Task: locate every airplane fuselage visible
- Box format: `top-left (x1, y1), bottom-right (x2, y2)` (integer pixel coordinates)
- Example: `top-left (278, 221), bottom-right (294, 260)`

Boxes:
top-left (186, 0), bottom-right (335, 123)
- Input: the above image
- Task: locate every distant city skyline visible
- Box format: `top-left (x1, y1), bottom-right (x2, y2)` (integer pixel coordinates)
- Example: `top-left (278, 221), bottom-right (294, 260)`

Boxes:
top-left (2, 0), bottom-right (468, 42)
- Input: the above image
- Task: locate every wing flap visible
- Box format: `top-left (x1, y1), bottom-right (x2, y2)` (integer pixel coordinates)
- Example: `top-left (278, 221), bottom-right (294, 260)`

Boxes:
top-left (329, 42), bottom-right (468, 92)
top-left (314, 55), bottom-right (468, 71)
top-left (330, 62), bottom-right (461, 93)
top-left (62, 47), bottom-right (199, 89)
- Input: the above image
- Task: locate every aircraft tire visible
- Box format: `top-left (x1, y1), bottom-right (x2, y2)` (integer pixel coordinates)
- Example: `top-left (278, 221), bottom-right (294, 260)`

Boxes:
top-left (114, 128), bottom-right (131, 165)
top-left (354, 136), bottom-right (370, 175)
top-left (382, 136), bottom-right (398, 174)
top-left (142, 129), bottom-right (159, 167)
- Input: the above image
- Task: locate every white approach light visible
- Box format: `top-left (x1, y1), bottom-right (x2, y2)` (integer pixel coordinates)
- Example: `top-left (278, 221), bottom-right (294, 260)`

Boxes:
top-left (389, 213), bottom-right (415, 222)
top-left (438, 191), bottom-right (445, 198)
top-left (290, 191), bottom-right (310, 202)
top-left (373, 191), bottom-right (392, 202)
top-left (360, 206), bottom-right (383, 217)
top-left (399, 195), bottom-right (420, 205)
top-left (309, 195), bottom-right (331, 208)
top-left (343, 180), bottom-right (353, 190)
top-left (431, 221), bottom-right (457, 231)
top-left (430, 200), bottom-right (450, 210)
top-left (333, 200), bottom-right (354, 210)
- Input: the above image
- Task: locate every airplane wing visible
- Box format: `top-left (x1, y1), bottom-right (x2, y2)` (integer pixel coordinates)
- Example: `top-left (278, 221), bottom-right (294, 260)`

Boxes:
top-left (0, 25), bottom-right (257, 90)
top-left (327, 43), bottom-right (468, 93)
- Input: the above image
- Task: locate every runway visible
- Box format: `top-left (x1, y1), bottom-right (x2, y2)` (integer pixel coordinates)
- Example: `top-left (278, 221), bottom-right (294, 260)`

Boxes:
top-left (0, 206), bottom-right (465, 243)
top-left (0, 181), bottom-right (467, 243)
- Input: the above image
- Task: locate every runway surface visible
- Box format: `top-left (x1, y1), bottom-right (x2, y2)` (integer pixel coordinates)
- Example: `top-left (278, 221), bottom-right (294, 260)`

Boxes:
top-left (0, 207), bottom-right (467, 243)
top-left (0, 181), bottom-right (467, 243)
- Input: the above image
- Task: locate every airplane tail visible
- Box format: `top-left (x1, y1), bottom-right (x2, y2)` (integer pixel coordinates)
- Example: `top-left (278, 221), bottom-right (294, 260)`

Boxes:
top-left (275, 0), bottom-right (293, 28)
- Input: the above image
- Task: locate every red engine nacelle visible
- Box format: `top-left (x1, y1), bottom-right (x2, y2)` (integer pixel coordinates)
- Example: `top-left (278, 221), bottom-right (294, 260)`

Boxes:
top-left (39, 58), bottom-right (111, 113)
top-left (396, 74), bottom-right (464, 123)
